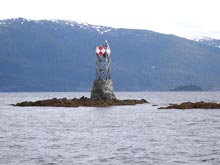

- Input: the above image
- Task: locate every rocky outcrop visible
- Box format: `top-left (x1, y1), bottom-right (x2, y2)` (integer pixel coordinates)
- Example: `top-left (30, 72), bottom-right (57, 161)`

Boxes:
top-left (159, 101), bottom-right (220, 109)
top-left (14, 96), bottom-right (148, 107)
top-left (91, 80), bottom-right (116, 99)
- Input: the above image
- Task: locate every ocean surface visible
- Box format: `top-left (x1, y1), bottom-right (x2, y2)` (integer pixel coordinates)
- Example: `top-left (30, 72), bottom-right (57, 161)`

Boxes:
top-left (0, 92), bottom-right (220, 165)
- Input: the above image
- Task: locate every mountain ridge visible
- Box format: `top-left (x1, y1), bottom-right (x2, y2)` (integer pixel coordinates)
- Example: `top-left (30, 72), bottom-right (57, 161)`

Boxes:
top-left (1, 18), bottom-right (220, 91)
top-left (192, 36), bottom-right (220, 49)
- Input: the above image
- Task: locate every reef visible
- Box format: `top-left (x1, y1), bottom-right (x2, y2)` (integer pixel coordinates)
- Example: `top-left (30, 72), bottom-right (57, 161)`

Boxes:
top-left (159, 101), bottom-right (220, 109)
top-left (14, 96), bottom-right (148, 107)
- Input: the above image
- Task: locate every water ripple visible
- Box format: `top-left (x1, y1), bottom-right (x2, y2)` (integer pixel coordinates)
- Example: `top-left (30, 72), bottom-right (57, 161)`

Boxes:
top-left (1, 92), bottom-right (220, 164)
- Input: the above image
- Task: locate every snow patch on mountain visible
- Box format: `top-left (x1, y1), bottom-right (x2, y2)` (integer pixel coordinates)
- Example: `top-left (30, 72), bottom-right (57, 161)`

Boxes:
top-left (42, 19), bottom-right (113, 35)
top-left (191, 36), bottom-right (220, 49)
top-left (0, 18), bottom-right (113, 35)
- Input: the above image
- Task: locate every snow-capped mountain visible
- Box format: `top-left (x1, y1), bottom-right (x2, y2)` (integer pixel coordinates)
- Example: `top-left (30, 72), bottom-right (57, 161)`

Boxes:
top-left (0, 17), bottom-right (113, 35)
top-left (1, 18), bottom-right (220, 91)
top-left (192, 36), bottom-right (220, 49)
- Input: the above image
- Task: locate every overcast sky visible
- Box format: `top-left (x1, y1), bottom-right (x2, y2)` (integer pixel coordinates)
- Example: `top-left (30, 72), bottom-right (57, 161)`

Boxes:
top-left (0, 0), bottom-right (220, 39)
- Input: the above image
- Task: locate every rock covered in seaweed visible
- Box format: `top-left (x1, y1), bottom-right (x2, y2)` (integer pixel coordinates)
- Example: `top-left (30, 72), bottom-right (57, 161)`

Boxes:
top-left (159, 101), bottom-right (220, 109)
top-left (14, 96), bottom-right (148, 107)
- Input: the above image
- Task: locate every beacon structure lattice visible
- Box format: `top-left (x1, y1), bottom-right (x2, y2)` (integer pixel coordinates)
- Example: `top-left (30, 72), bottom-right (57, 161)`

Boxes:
top-left (90, 40), bottom-right (116, 99)
top-left (95, 40), bottom-right (111, 80)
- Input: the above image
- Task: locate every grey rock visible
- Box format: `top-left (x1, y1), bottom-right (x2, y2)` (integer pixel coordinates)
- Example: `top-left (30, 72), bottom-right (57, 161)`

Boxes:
top-left (91, 80), bottom-right (116, 99)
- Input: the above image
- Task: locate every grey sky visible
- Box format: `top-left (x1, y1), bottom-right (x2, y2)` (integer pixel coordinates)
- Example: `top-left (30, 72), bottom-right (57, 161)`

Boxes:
top-left (0, 0), bottom-right (220, 39)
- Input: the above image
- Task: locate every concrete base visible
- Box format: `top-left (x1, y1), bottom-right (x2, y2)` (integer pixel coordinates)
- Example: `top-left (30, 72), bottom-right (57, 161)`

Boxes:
top-left (90, 79), bottom-right (116, 99)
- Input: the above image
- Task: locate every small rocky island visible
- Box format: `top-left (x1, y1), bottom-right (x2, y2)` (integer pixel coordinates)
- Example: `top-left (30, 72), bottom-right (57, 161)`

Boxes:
top-left (14, 41), bottom-right (147, 108)
top-left (159, 101), bottom-right (220, 109)
top-left (170, 85), bottom-right (203, 91)
top-left (14, 96), bottom-right (148, 107)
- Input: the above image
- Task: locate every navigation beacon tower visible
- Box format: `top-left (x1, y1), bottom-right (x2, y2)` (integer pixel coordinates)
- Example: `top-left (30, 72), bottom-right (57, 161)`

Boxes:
top-left (90, 40), bottom-right (116, 99)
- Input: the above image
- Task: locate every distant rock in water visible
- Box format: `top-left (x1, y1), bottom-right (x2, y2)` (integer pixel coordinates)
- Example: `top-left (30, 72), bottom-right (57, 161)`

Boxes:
top-left (159, 101), bottom-right (220, 109)
top-left (170, 85), bottom-right (203, 91)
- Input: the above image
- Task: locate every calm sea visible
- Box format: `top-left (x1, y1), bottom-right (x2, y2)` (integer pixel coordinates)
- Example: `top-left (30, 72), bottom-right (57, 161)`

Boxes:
top-left (0, 92), bottom-right (220, 165)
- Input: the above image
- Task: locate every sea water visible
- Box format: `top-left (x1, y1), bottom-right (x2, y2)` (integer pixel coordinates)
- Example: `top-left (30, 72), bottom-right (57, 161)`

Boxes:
top-left (0, 92), bottom-right (220, 165)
